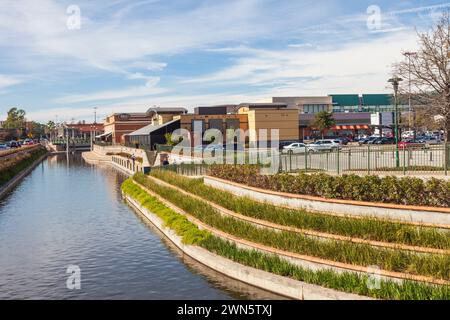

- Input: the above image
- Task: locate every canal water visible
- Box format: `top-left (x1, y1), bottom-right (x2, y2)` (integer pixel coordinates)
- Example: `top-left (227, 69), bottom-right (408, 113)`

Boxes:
top-left (0, 154), bottom-right (280, 299)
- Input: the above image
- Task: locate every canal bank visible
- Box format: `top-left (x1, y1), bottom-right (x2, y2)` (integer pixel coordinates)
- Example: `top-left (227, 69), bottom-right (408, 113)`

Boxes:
top-left (0, 153), bottom-right (279, 299)
top-left (0, 148), bottom-right (48, 200)
top-left (123, 186), bottom-right (369, 300)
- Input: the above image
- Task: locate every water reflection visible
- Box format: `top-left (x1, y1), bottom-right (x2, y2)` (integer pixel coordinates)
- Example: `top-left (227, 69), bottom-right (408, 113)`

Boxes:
top-left (0, 154), bottom-right (282, 300)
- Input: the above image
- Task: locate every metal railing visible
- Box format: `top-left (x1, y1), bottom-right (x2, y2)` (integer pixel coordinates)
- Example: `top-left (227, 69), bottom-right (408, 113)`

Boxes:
top-left (51, 139), bottom-right (91, 145)
top-left (278, 144), bottom-right (450, 175)
top-left (151, 163), bottom-right (210, 176)
top-left (149, 143), bottom-right (450, 176)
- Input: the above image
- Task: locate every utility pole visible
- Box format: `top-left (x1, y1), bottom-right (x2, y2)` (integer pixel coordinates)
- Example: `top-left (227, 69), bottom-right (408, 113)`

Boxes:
top-left (388, 76), bottom-right (403, 168)
top-left (93, 106), bottom-right (98, 124)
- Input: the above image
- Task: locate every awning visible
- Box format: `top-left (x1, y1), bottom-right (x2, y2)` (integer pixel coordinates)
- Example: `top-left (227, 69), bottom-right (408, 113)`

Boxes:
top-left (95, 132), bottom-right (112, 139)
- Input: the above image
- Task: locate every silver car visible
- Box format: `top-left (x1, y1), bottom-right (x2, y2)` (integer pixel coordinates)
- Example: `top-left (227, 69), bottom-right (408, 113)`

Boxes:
top-left (307, 139), bottom-right (341, 152)
top-left (282, 143), bottom-right (308, 154)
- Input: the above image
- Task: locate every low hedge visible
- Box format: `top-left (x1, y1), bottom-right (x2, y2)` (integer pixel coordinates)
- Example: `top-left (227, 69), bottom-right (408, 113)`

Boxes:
top-left (0, 147), bottom-right (47, 187)
top-left (208, 165), bottom-right (450, 207)
top-left (123, 178), bottom-right (450, 300)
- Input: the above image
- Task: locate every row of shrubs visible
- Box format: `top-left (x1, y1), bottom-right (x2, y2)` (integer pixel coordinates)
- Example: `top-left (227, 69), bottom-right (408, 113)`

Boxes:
top-left (0, 147), bottom-right (47, 187)
top-left (208, 165), bottom-right (450, 207)
top-left (123, 178), bottom-right (450, 300)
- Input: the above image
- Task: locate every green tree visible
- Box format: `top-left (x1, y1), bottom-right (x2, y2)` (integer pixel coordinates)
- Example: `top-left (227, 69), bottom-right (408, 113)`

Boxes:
top-left (29, 122), bottom-right (45, 138)
top-left (3, 107), bottom-right (26, 129)
top-left (313, 111), bottom-right (335, 139)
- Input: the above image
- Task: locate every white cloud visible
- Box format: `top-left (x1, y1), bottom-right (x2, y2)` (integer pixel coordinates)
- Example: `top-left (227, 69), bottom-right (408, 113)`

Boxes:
top-left (181, 30), bottom-right (419, 94)
top-left (53, 78), bottom-right (167, 104)
top-left (0, 75), bottom-right (22, 89)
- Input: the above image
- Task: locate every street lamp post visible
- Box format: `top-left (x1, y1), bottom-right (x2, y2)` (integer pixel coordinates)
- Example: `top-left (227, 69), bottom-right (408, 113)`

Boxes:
top-left (90, 125), bottom-right (93, 151)
top-left (388, 76), bottom-right (403, 168)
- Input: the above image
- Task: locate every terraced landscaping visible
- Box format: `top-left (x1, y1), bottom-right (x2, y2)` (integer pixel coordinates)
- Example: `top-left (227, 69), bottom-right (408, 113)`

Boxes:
top-left (208, 165), bottom-right (450, 207)
top-left (149, 170), bottom-right (450, 250)
top-left (121, 177), bottom-right (450, 299)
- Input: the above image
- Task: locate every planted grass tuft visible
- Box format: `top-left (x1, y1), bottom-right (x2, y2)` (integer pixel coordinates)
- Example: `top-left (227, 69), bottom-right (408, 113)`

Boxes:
top-left (149, 170), bottom-right (450, 250)
top-left (121, 179), bottom-right (209, 245)
top-left (134, 173), bottom-right (450, 281)
top-left (122, 178), bottom-right (450, 300)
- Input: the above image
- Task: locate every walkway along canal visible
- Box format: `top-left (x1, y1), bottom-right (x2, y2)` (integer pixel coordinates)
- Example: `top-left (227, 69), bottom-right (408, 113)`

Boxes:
top-left (0, 153), bottom-right (279, 299)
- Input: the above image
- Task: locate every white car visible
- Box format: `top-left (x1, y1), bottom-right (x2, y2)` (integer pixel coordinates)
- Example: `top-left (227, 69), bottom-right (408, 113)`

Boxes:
top-left (283, 143), bottom-right (308, 154)
top-left (307, 139), bottom-right (341, 152)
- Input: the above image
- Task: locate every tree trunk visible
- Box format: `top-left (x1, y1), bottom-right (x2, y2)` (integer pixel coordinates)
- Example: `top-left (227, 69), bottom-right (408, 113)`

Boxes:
top-left (445, 120), bottom-right (450, 169)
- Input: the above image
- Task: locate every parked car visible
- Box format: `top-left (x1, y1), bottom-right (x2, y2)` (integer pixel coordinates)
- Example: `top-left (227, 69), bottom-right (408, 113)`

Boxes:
top-left (282, 143), bottom-right (308, 154)
top-left (279, 140), bottom-right (301, 150)
top-left (335, 137), bottom-right (350, 145)
top-left (307, 139), bottom-right (341, 152)
top-left (0, 143), bottom-right (9, 150)
top-left (23, 139), bottom-right (34, 145)
top-left (417, 136), bottom-right (441, 145)
top-left (358, 136), bottom-right (379, 145)
top-left (7, 141), bottom-right (20, 148)
top-left (374, 137), bottom-right (396, 145)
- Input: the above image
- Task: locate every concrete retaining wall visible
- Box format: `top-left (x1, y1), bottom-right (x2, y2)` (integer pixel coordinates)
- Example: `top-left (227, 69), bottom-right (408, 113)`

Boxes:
top-left (123, 192), bottom-right (371, 300)
top-left (204, 177), bottom-right (450, 227)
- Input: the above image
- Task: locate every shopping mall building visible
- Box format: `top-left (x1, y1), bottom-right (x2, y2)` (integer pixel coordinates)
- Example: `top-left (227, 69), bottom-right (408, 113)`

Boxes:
top-left (103, 94), bottom-right (408, 149)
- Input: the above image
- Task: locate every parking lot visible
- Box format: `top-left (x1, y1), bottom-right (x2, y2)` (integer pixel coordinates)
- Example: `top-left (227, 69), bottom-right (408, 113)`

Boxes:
top-left (279, 145), bottom-right (449, 174)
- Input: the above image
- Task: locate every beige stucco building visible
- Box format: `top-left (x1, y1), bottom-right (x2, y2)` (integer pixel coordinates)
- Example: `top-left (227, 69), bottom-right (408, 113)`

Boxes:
top-left (272, 96), bottom-right (333, 114)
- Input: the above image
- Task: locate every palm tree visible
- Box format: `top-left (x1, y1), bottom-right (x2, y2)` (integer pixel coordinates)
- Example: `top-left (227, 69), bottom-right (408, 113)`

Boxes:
top-left (313, 111), bottom-right (335, 139)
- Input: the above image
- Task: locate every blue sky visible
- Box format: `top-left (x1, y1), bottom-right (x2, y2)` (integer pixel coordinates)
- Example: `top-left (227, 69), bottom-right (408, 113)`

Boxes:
top-left (0, 0), bottom-right (448, 123)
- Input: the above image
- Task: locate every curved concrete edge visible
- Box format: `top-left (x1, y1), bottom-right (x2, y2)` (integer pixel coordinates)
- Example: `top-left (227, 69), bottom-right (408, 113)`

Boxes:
top-left (135, 179), bottom-right (450, 287)
top-left (123, 193), bottom-right (372, 300)
top-left (204, 177), bottom-right (450, 227)
top-left (0, 152), bottom-right (48, 199)
top-left (81, 151), bottom-right (112, 164)
top-left (147, 175), bottom-right (450, 255)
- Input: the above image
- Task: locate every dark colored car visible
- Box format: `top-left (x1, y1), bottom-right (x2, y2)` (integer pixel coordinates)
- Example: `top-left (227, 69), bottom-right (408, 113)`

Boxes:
top-left (359, 136), bottom-right (378, 145)
top-left (335, 137), bottom-right (350, 145)
top-left (374, 137), bottom-right (396, 145)
top-left (7, 141), bottom-right (20, 148)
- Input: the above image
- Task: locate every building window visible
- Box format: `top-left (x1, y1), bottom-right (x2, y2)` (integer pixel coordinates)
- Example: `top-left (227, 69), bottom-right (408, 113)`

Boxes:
top-left (208, 119), bottom-right (223, 132)
top-left (225, 119), bottom-right (240, 130)
top-left (192, 120), bottom-right (205, 134)
top-left (303, 104), bottom-right (328, 114)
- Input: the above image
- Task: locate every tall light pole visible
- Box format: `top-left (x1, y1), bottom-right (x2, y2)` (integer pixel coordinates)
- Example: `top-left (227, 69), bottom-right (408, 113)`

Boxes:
top-left (403, 51), bottom-right (417, 136)
top-left (93, 106), bottom-right (98, 124)
top-left (388, 76), bottom-right (403, 168)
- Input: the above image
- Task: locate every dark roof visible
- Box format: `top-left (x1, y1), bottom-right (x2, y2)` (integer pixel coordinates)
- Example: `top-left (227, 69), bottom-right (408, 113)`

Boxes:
top-left (195, 105), bottom-right (237, 115)
top-left (362, 94), bottom-right (393, 106)
top-left (238, 103), bottom-right (288, 109)
top-left (146, 107), bottom-right (187, 116)
top-left (329, 94), bottom-right (360, 106)
top-left (128, 119), bottom-right (180, 136)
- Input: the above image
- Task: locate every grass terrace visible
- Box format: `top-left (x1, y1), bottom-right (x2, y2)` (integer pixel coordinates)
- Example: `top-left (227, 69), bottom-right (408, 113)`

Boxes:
top-left (121, 178), bottom-right (450, 300)
top-left (133, 173), bottom-right (450, 282)
top-left (148, 170), bottom-right (450, 250)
